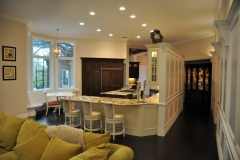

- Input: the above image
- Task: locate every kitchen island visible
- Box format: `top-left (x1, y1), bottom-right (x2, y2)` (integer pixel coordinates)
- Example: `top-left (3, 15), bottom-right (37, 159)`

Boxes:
top-left (100, 89), bottom-right (137, 99)
top-left (72, 92), bottom-right (183, 137)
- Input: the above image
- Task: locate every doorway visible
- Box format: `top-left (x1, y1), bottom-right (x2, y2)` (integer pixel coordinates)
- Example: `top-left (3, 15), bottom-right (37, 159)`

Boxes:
top-left (184, 60), bottom-right (212, 108)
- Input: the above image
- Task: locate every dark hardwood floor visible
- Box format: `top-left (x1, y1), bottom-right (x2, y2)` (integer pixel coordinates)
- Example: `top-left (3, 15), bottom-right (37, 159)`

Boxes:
top-left (33, 106), bottom-right (219, 160)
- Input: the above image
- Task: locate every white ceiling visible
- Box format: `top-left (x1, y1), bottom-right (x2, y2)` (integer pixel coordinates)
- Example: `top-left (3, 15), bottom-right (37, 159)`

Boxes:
top-left (0, 0), bottom-right (220, 49)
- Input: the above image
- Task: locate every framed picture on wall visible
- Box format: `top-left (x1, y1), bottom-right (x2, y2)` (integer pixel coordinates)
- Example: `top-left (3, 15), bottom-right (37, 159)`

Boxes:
top-left (2, 66), bottom-right (16, 80)
top-left (2, 46), bottom-right (16, 61)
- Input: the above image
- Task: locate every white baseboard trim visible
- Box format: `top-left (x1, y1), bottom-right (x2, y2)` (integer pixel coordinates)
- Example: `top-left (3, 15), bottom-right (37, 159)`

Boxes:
top-left (216, 131), bottom-right (223, 160)
top-left (27, 107), bottom-right (37, 117)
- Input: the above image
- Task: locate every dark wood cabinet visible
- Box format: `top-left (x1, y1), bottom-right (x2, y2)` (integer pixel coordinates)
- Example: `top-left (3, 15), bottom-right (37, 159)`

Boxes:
top-left (184, 61), bottom-right (212, 108)
top-left (82, 58), bottom-right (124, 96)
top-left (129, 62), bottom-right (140, 78)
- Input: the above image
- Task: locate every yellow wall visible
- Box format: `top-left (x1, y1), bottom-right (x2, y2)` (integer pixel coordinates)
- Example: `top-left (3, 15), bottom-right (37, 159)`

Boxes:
top-left (173, 36), bottom-right (215, 61)
top-left (0, 16), bottom-right (128, 117)
top-left (76, 38), bottom-right (128, 92)
top-left (0, 17), bottom-right (28, 117)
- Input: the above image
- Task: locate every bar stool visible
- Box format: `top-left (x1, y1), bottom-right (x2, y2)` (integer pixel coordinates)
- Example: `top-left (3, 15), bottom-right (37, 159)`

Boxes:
top-left (81, 100), bottom-right (102, 132)
top-left (61, 98), bottom-right (81, 128)
top-left (102, 102), bottom-right (125, 140)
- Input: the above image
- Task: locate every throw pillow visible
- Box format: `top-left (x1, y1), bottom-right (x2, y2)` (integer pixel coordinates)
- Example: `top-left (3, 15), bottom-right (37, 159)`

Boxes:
top-left (16, 118), bottom-right (47, 145)
top-left (13, 131), bottom-right (49, 160)
top-left (69, 143), bottom-right (111, 160)
top-left (45, 125), bottom-right (85, 150)
top-left (40, 136), bottom-right (82, 160)
top-left (0, 151), bottom-right (18, 160)
top-left (0, 112), bottom-right (26, 150)
top-left (83, 131), bottom-right (111, 150)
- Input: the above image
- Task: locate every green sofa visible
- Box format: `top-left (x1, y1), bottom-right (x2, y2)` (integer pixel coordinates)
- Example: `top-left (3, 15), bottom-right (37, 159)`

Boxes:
top-left (0, 112), bottom-right (134, 160)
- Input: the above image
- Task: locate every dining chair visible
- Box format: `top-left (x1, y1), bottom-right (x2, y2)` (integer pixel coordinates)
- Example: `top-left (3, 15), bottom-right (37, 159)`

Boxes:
top-left (102, 102), bottom-right (125, 140)
top-left (72, 89), bottom-right (80, 97)
top-left (44, 90), bottom-right (61, 116)
top-left (61, 98), bottom-right (81, 128)
top-left (81, 100), bottom-right (102, 133)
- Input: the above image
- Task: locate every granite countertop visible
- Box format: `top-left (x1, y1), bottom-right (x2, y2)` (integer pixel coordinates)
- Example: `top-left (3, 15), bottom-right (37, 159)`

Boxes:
top-left (72, 94), bottom-right (159, 105)
top-left (100, 89), bottom-right (137, 96)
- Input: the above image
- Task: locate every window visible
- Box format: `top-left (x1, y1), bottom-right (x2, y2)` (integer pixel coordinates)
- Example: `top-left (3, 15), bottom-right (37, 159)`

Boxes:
top-left (32, 38), bottom-right (75, 90)
top-left (57, 42), bottom-right (75, 88)
top-left (32, 38), bottom-right (51, 90)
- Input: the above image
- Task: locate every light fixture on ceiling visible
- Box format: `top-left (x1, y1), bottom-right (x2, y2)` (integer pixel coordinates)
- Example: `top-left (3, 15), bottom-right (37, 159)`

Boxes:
top-left (52, 29), bottom-right (61, 57)
top-left (119, 6), bottom-right (125, 10)
top-left (130, 15), bottom-right (136, 18)
top-left (90, 11), bottom-right (95, 15)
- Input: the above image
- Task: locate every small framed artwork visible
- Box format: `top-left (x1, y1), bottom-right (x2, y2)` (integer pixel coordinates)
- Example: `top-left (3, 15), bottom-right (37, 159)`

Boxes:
top-left (2, 46), bottom-right (16, 61)
top-left (2, 66), bottom-right (16, 80)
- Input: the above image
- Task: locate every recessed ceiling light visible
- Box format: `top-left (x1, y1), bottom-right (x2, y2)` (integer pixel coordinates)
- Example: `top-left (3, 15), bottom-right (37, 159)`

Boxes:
top-left (119, 6), bottom-right (125, 11)
top-left (79, 22), bottom-right (84, 25)
top-left (97, 29), bottom-right (101, 32)
top-left (137, 36), bottom-right (141, 38)
top-left (109, 33), bottom-right (113, 36)
top-left (90, 12), bottom-right (95, 15)
top-left (142, 23), bottom-right (147, 27)
top-left (130, 15), bottom-right (136, 18)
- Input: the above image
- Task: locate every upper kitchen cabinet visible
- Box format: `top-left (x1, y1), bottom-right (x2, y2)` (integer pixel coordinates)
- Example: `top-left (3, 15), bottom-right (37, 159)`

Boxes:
top-left (146, 46), bottom-right (159, 85)
top-left (82, 58), bottom-right (124, 96)
top-left (129, 62), bottom-right (140, 78)
top-left (145, 43), bottom-right (184, 103)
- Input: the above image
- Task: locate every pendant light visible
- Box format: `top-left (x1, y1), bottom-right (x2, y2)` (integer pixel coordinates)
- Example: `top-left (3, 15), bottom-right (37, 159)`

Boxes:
top-left (52, 29), bottom-right (60, 57)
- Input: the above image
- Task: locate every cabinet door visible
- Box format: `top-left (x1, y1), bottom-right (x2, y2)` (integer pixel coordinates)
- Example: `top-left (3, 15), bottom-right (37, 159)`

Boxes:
top-left (198, 67), bottom-right (204, 91)
top-left (192, 67), bottom-right (197, 90)
top-left (185, 63), bottom-right (212, 108)
top-left (187, 67), bottom-right (191, 90)
top-left (204, 67), bottom-right (210, 91)
top-left (148, 48), bottom-right (159, 85)
top-left (129, 62), bottom-right (134, 78)
top-left (82, 58), bottom-right (124, 96)
top-left (102, 69), bottom-right (123, 92)
top-left (129, 62), bottom-right (139, 78)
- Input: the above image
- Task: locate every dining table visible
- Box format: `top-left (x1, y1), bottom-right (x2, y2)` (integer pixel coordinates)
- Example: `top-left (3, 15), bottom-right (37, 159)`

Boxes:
top-left (46, 91), bottom-right (75, 113)
top-left (46, 91), bottom-right (75, 101)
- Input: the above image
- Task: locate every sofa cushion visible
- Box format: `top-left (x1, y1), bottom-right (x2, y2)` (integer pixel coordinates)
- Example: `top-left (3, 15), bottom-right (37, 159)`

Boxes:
top-left (0, 147), bottom-right (9, 155)
top-left (0, 113), bottom-right (25, 151)
top-left (46, 125), bottom-right (85, 150)
top-left (16, 118), bottom-right (46, 145)
top-left (0, 151), bottom-right (18, 160)
top-left (108, 143), bottom-right (134, 160)
top-left (40, 136), bottom-right (82, 160)
top-left (13, 131), bottom-right (49, 160)
top-left (69, 143), bottom-right (110, 160)
top-left (83, 131), bottom-right (111, 150)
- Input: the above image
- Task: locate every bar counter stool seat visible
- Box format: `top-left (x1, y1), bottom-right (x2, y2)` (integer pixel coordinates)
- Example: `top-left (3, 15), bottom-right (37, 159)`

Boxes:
top-left (61, 98), bottom-right (82, 128)
top-left (103, 102), bottom-right (125, 140)
top-left (81, 100), bottom-right (102, 132)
